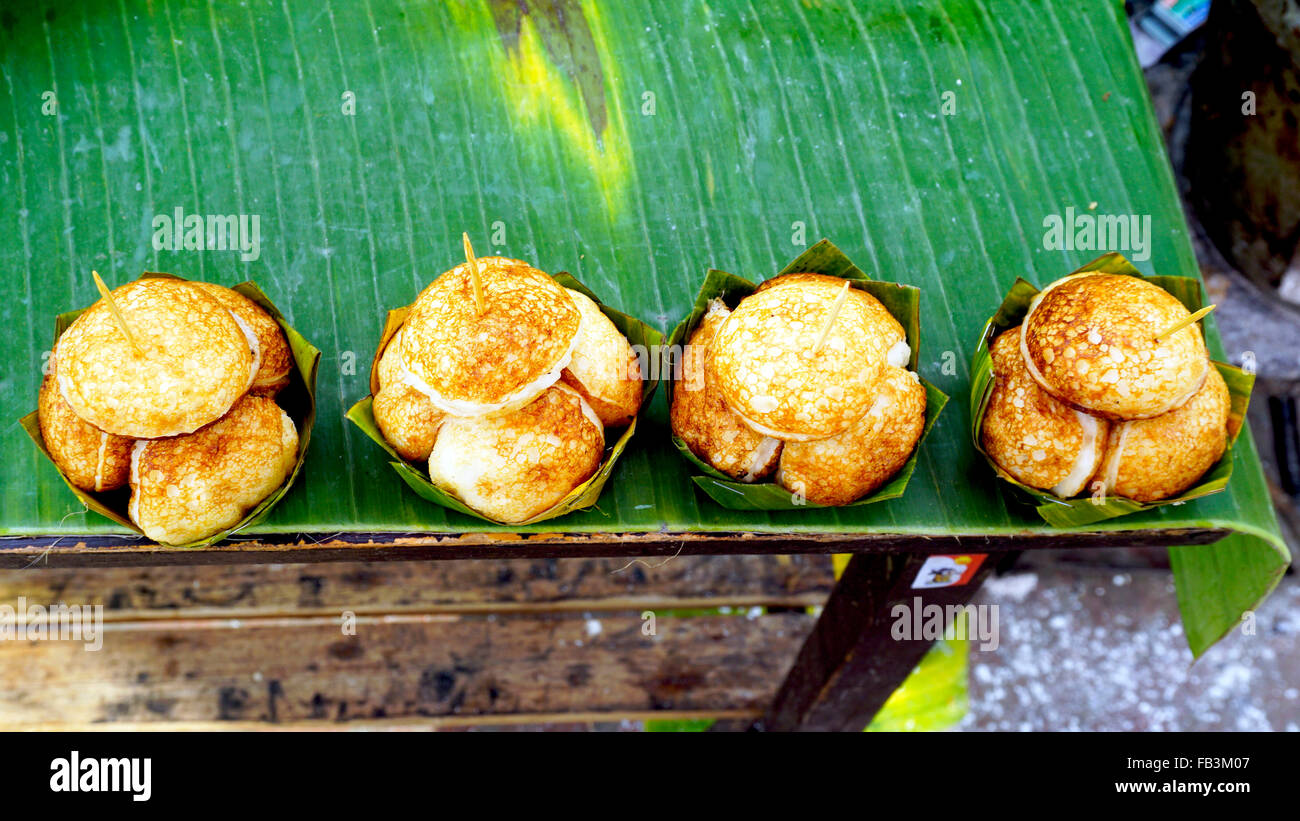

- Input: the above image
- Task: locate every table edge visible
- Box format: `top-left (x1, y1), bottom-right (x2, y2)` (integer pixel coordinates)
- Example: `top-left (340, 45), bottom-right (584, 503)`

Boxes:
top-left (0, 527), bottom-right (1231, 568)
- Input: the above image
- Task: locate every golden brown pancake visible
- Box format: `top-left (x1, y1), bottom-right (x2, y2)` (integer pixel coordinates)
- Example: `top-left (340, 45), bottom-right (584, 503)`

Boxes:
top-left (754, 273), bottom-right (834, 294)
top-left (559, 288), bottom-right (642, 427)
top-left (1021, 273), bottom-right (1209, 419)
top-left (706, 275), bottom-right (904, 441)
top-left (1099, 366), bottom-right (1230, 502)
top-left (193, 282), bottom-right (292, 396)
top-left (373, 381), bottom-right (444, 462)
top-left (776, 366), bottom-right (926, 506)
top-left (427, 383), bottom-right (603, 523)
top-left (400, 257), bottom-right (581, 416)
top-left (38, 367), bottom-right (132, 492)
top-left (755, 274), bottom-right (912, 365)
top-left (129, 395), bottom-right (298, 545)
top-left (55, 277), bottom-right (254, 438)
top-left (981, 327), bottom-right (1109, 498)
top-left (376, 327), bottom-right (407, 392)
top-left (669, 300), bottom-right (781, 482)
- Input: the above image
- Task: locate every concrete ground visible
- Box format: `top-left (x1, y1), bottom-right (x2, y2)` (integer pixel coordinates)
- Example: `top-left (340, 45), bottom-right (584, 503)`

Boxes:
top-left (962, 566), bottom-right (1298, 731)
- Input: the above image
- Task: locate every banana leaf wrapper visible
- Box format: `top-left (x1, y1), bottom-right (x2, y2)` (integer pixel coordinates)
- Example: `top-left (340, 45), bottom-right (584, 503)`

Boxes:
top-left (666, 238), bottom-right (947, 511)
top-left (968, 252), bottom-right (1253, 527)
top-left (20, 272), bottom-right (320, 548)
top-left (346, 271), bottom-right (663, 526)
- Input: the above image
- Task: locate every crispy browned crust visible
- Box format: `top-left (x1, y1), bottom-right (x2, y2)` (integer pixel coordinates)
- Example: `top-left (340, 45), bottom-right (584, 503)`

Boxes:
top-left (669, 305), bottom-right (781, 481)
top-left (376, 328), bottom-right (406, 392)
top-left (754, 273), bottom-right (846, 294)
top-left (129, 395), bottom-right (298, 545)
top-left (400, 257), bottom-right (580, 408)
top-left (38, 368), bottom-right (132, 492)
top-left (1021, 274), bottom-right (1208, 419)
top-left (981, 328), bottom-right (1108, 493)
top-left (756, 274), bottom-right (903, 341)
top-left (373, 382), bottom-right (444, 462)
top-left (55, 278), bottom-right (253, 438)
top-left (427, 384), bottom-right (604, 524)
top-left (706, 277), bottom-right (902, 441)
top-left (193, 282), bottom-right (292, 397)
top-left (561, 368), bottom-right (642, 428)
top-left (777, 366), bottom-right (925, 506)
top-left (1104, 366), bottom-right (1229, 502)
top-left (559, 288), bottom-right (642, 427)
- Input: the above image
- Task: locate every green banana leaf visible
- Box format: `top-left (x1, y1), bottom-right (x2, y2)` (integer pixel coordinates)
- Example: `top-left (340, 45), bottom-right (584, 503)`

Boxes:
top-left (666, 239), bottom-right (947, 510)
top-left (0, 0), bottom-right (1286, 655)
top-left (969, 253), bottom-right (1253, 526)
top-left (643, 718), bottom-right (717, 732)
top-left (346, 271), bottom-right (663, 525)
top-left (968, 253), bottom-right (1286, 657)
top-left (865, 632), bottom-right (970, 732)
top-left (19, 274), bottom-right (319, 548)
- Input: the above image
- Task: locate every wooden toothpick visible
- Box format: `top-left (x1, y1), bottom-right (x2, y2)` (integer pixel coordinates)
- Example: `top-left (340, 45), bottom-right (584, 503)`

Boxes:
top-left (1154, 304), bottom-right (1216, 343)
top-left (92, 271), bottom-right (144, 356)
top-left (462, 232), bottom-right (486, 315)
top-left (811, 281), bottom-right (853, 356)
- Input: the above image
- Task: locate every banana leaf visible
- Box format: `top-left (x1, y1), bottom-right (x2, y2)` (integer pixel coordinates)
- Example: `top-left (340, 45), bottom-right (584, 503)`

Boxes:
top-left (346, 271), bottom-right (663, 525)
top-left (865, 632), bottom-right (970, 733)
top-left (969, 253), bottom-right (1253, 526)
top-left (20, 273), bottom-right (319, 548)
top-left (666, 239), bottom-right (947, 510)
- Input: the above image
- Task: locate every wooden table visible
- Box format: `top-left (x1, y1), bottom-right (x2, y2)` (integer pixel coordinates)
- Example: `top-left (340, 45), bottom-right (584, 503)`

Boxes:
top-left (0, 526), bottom-right (1228, 731)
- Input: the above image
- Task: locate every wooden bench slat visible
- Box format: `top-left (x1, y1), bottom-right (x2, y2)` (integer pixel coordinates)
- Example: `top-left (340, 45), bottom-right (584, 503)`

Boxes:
top-left (0, 610), bottom-right (814, 727)
top-left (0, 555), bottom-right (835, 620)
